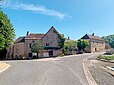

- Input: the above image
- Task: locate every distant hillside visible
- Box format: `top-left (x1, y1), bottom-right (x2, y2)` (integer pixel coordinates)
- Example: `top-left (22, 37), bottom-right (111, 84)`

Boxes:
top-left (102, 34), bottom-right (114, 48)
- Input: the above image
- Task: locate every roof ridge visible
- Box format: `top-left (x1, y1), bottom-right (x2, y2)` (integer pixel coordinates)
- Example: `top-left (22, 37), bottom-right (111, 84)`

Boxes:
top-left (41, 26), bottom-right (58, 39)
top-left (29, 33), bottom-right (45, 34)
top-left (82, 34), bottom-right (104, 41)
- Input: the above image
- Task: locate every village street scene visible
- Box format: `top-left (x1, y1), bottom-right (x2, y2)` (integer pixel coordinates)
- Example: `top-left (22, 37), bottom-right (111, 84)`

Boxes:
top-left (0, 0), bottom-right (114, 85)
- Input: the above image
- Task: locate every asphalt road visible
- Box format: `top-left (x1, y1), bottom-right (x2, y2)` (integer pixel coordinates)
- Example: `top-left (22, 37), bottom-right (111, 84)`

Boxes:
top-left (0, 53), bottom-right (97, 85)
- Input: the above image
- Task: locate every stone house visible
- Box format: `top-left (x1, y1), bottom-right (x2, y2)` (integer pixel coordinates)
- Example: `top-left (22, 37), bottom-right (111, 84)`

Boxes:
top-left (6, 26), bottom-right (62, 59)
top-left (81, 34), bottom-right (105, 53)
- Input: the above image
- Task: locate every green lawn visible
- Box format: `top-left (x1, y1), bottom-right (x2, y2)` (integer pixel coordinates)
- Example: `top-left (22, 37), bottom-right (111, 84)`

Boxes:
top-left (97, 55), bottom-right (114, 60)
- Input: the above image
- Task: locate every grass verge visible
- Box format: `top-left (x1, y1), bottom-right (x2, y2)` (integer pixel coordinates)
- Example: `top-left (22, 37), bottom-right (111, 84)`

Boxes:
top-left (97, 55), bottom-right (114, 61)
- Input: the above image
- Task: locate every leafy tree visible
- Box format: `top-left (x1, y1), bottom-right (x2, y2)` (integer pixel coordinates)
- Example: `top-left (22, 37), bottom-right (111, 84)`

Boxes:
top-left (0, 10), bottom-right (15, 51)
top-left (58, 35), bottom-right (65, 49)
top-left (54, 30), bottom-right (65, 48)
top-left (0, 34), bottom-right (5, 50)
top-left (31, 40), bottom-right (44, 53)
top-left (77, 39), bottom-right (89, 51)
top-left (64, 40), bottom-right (77, 53)
top-left (102, 35), bottom-right (114, 48)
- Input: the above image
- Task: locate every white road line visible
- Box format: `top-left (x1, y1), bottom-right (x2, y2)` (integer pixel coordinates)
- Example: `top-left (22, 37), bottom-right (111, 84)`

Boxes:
top-left (0, 64), bottom-right (10, 74)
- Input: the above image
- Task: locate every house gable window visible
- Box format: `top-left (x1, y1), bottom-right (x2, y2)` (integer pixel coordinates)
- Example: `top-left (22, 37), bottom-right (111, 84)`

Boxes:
top-left (46, 36), bottom-right (49, 39)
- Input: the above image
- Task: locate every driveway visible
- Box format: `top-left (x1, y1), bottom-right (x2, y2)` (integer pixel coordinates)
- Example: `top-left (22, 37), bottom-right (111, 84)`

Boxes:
top-left (0, 53), bottom-right (99, 85)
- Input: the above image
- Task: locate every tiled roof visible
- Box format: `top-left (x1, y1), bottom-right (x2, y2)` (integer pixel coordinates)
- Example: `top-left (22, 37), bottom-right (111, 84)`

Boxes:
top-left (81, 34), bottom-right (104, 41)
top-left (15, 26), bottom-right (58, 42)
top-left (87, 34), bottom-right (104, 40)
top-left (25, 34), bottom-right (45, 39)
top-left (15, 37), bottom-right (25, 43)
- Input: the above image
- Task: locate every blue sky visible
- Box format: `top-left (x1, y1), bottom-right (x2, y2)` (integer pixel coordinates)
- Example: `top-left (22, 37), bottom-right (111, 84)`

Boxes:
top-left (0, 0), bottom-right (114, 40)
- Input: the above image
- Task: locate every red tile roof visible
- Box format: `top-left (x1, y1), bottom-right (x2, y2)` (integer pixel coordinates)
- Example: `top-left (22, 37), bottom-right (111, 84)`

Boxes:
top-left (15, 26), bottom-right (59, 42)
top-left (25, 34), bottom-right (45, 39)
top-left (15, 37), bottom-right (25, 43)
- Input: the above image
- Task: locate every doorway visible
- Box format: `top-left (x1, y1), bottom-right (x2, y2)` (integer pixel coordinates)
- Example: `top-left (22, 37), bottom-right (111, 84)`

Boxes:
top-left (95, 48), bottom-right (97, 52)
top-left (49, 51), bottom-right (53, 57)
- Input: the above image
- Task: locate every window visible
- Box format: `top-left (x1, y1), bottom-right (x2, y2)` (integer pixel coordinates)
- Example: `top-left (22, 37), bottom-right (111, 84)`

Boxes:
top-left (46, 43), bottom-right (49, 46)
top-left (29, 43), bottom-right (32, 48)
top-left (46, 36), bottom-right (48, 39)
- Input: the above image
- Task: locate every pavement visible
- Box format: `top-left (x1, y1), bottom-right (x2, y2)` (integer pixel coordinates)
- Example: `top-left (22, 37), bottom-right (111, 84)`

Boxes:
top-left (0, 53), bottom-right (100, 85)
top-left (88, 57), bottom-right (114, 85)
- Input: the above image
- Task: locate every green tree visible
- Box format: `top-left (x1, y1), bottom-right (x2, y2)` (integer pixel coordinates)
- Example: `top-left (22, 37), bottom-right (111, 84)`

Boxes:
top-left (31, 40), bottom-right (44, 54)
top-left (64, 40), bottom-right (77, 53)
top-left (0, 34), bottom-right (5, 50)
top-left (102, 35), bottom-right (114, 48)
top-left (0, 10), bottom-right (15, 51)
top-left (77, 39), bottom-right (89, 51)
top-left (54, 30), bottom-right (65, 49)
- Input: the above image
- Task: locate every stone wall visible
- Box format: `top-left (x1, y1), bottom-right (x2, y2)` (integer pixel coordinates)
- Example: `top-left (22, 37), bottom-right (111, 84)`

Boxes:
top-left (25, 39), bottom-right (39, 57)
top-left (85, 39), bottom-right (105, 53)
top-left (42, 28), bottom-right (59, 47)
top-left (13, 43), bottom-right (25, 59)
top-left (90, 41), bottom-right (105, 52)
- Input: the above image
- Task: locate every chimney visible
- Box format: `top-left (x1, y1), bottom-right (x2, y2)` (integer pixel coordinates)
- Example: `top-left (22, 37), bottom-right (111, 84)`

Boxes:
top-left (92, 33), bottom-right (94, 36)
top-left (26, 31), bottom-right (29, 35)
top-left (51, 26), bottom-right (54, 28)
top-left (68, 36), bottom-right (70, 40)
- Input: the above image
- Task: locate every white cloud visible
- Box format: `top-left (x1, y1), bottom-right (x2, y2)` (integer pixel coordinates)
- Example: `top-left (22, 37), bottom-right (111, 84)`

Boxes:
top-left (13, 3), bottom-right (67, 19)
top-left (0, 0), bottom-right (11, 7)
top-left (0, 0), bottom-right (70, 19)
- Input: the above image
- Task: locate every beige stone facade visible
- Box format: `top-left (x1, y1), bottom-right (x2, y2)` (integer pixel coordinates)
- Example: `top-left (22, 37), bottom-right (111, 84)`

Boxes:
top-left (14, 43), bottom-right (25, 58)
top-left (81, 34), bottom-right (105, 53)
top-left (42, 27), bottom-right (59, 48)
top-left (6, 26), bottom-right (63, 59)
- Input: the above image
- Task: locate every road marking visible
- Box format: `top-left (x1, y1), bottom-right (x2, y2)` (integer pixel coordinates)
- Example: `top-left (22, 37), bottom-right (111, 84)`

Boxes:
top-left (0, 64), bottom-right (10, 74)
